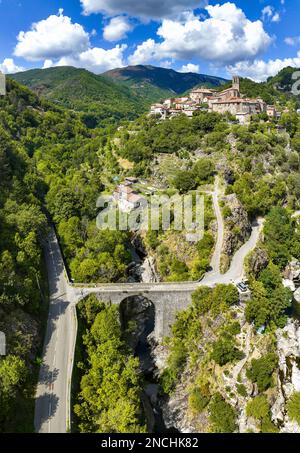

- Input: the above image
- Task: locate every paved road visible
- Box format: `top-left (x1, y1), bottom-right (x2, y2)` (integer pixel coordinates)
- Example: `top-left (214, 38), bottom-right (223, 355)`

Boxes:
top-left (207, 177), bottom-right (224, 276)
top-left (34, 229), bottom-right (77, 433)
top-left (35, 189), bottom-right (263, 433)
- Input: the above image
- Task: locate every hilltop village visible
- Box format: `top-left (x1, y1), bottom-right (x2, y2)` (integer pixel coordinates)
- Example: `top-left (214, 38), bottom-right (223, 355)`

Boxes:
top-left (150, 76), bottom-right (279, 124)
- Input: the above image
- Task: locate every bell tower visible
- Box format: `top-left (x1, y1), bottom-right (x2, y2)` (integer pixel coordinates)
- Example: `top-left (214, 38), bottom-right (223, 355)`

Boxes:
top-left (232, 75), bottom-right (240, 92)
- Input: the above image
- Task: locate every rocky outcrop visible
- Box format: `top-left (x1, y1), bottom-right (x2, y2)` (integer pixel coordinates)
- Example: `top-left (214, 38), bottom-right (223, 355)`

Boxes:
top-left (274, 320), bottom-right (300, 432)
top-left (140, 256), bottom-right (160, 283)
top-left (220, 194), bottom-right (252, 272)
top-left (246, 247), bottom-right (269, 278)
top-left (283, 260), bottom-right (300, 284)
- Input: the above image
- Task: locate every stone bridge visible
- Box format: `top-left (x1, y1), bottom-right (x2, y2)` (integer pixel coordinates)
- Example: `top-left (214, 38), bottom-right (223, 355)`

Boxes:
top-left (73, 282), bottom-right (202, 340)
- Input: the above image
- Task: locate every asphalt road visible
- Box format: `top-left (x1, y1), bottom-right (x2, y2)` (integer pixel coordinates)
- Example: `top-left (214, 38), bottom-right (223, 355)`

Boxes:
top-left (34, 229), bottom-right (77, 433)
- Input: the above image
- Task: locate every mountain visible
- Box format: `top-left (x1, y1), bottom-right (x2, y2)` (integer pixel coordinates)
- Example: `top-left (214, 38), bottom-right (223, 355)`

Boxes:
top-left (11, 65), bottom-right (228, 128)
top-left (103, 65), bottom-right (228, 100)
top-left (10, 66), bottom-right (150, 128)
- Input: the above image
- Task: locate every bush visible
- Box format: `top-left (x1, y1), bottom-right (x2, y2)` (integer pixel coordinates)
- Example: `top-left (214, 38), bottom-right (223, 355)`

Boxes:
top-left (246, 353), bottom-right (278, 392)
top-left (211, 338), bottom-right (243, 366)
top-left (287, 392), bottom-right (300, 425)
top-left (209, 393), bottom-right (237, 433)
top-left (189, 387), bottom-right (210, 413)
top-left (236, 383), bottom-right (247, 397)
top-left (246, 395), bottom-right (269, 420)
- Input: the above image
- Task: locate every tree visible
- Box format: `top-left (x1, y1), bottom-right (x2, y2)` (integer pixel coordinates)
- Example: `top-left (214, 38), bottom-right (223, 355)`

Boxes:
top-left (211, 337), bottom-right (243, 366)
top-left (246, 353), bottom-right (278, 392)
top-left (209, 393), bottom-right (237, 433)
top-left (189, 386), bottom-right (210, 413)
top-left (172, 170), bottom-right (196, 193)
top-left (246, 395), bottom-right (269, 420)
top-left (192, 159), bottom-right (215, 185)
top-left (264, 207), bottom-right (296, 269)
top-left (74, 303), bottom-right (146, 433)
top-left (287, 392), bottom-right (300, 426)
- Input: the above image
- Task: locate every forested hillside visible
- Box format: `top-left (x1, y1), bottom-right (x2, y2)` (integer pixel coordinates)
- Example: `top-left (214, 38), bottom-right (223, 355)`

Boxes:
top-left (0, 80), bottom-right (49, 431)
top-left (104, 65), bottom-right (227, 102)
top-left (0, 78), bottom-right (133, 431)
top-left (11, 65), bottom-right (228, 128)
top-left (11, 67), bottom-right (149, 127)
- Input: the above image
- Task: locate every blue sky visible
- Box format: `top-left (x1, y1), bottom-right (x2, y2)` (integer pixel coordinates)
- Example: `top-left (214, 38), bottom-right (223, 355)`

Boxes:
top-left (0, 0), bottom-right (299, 81)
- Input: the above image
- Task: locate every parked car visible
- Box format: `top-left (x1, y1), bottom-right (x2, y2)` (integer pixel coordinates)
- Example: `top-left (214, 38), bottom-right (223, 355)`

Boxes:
top-left (236, 282), bottom-right (248, 293)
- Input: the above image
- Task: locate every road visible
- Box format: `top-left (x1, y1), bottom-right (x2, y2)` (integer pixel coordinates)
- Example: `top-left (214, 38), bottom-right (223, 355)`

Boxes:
top-left (35, 186), bottom-right (263, 433)
top-left (205, 177), bottom-right (224, 276)
top-left (34, 229), bottom-right (77, 433)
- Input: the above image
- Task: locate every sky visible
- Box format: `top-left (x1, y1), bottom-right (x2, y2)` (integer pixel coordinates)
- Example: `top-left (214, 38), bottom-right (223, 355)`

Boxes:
top-left (0, 0), bottom-right (300, 81)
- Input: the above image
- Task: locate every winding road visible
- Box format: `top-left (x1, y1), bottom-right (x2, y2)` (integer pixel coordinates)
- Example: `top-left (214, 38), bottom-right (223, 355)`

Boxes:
top-left (35, 181), bottom-right (264, 433)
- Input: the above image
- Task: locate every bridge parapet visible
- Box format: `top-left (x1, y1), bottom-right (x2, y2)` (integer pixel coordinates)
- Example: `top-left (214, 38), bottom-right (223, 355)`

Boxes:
top-left (74, 285), bottom-right (195, 340)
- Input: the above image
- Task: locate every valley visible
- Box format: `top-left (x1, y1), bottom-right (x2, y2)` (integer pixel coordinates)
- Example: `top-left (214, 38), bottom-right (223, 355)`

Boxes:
top-left (1, 65), bottom-right (300, 435)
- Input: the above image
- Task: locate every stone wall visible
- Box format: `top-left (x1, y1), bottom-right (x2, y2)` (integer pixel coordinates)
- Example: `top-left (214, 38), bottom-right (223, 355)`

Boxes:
top-left (90, 289), bottom-right (193, 341)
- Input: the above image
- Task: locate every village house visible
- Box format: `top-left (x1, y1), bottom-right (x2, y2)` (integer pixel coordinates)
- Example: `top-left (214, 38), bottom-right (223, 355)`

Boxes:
top-left (0, 71), bottom-right (6, 96)
top-left (113, 181), bottom-right (146, 213)
top-left (150, 103), bottom-right (168, 119)
top-left (266, 105), bottom-right (278, 119)
top-left (190, 87), bottom-right (216, 103)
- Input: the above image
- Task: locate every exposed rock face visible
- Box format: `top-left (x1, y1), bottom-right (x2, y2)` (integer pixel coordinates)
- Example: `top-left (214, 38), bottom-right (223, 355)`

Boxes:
top-left (274, 320), bottom-right (300, 433)
top-left (283, 279), bottom-right (296, 292)
top-left (283, 260), bottom-right (300, 283)
top-left (140, 256), bottom-right (160, 283)
top-left (246, 247), bottom-right (269, 278)
top-left (294, 287), bottom-right (300, 304)
top-left (163, 381), bottom-right (197, 433)
top-left (221, 194), bottom-right (252, 272)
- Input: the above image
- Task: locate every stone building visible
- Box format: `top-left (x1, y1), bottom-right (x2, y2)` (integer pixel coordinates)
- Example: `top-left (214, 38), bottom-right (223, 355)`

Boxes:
top-left (113, 183), bottom-right (146, 213)
top-left (210, 97), bottom-right (264, 116)
top-left (190, 87), bottom-right (216, 103)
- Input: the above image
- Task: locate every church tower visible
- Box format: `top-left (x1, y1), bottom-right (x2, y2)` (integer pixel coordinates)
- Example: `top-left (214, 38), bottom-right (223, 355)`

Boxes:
top-left (232, 75), bottom-right (240, 92)
top-left (0, 71), bottom-right (6, 96)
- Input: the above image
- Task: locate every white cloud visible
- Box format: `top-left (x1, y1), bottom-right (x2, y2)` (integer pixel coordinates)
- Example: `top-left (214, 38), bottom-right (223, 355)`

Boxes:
top-left (128, 39), bottom-right (158, 65)
top-left (80, 0), bottom-right (205, 20)
top-left (103, 16), bottom-right (133, 41)
top-left (262, 5), bottom-right (280, 23)
top-left (180, 63), bottom-right (200, 73)
top-left (0, 58), bottom-right (25, 74)
top-left (285, 36), bottom-right (300, 46)
top-left (43, 59), bottom-right (53, 69)
top-left (228, 53), bottom-right (300, 82)
top-left (48, 45), bottom-right (127, 74)
top-left (14, 10), bottom-right (90, 61)
top-left (271, 12), bottom-right (280, 23)
top-left (129, 3), bottom-right (272, 66)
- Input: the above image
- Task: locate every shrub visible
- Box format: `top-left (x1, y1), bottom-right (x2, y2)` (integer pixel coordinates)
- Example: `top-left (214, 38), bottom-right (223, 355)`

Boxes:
top-left (189, 387), bottom-right (210, 413)
top-left (287, 392), bottom-right (300, 425)
top-left (246, 353), bottom-right (278, 392)
top-left (209, 393), bottom-right (237, 433)
top-left (236, 383), bottom-right (247, 397)
top-left (211, 338), bottom-right (243, 366)
top-left (246, 395), bottom-right (269, 420)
